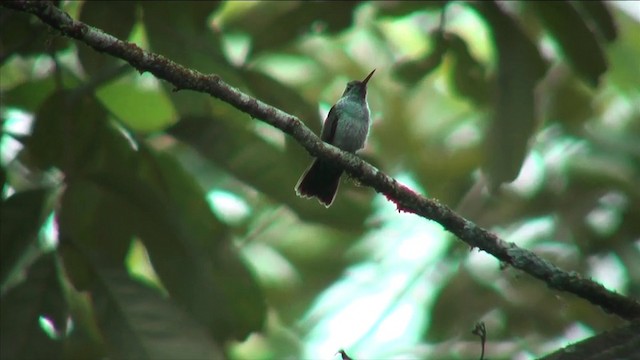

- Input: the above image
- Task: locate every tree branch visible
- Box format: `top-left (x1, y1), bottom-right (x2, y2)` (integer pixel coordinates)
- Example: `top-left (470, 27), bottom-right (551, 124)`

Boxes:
top-left (4, 0), bottom-right (639, 320)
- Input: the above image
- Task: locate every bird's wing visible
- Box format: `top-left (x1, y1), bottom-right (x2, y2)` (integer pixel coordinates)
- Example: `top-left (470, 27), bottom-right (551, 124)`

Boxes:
top-left (320, 105), bottom-right (339, 144)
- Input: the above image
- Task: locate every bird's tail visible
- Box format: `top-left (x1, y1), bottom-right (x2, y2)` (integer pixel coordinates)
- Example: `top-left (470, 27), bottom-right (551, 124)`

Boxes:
top-left (295, 159), bottom-right (343, 207)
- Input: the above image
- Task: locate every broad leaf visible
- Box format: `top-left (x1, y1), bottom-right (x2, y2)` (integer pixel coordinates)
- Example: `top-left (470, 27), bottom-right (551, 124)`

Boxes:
top-left (168, 116), bottom-right (371, 230)
top-left (474, 2), bottom-right (547, 187)
top-left (221, 1), bottom-right (360, 56)
top-left (28, 91), bottom-right (106, 173)
top-left (95, 74), bottom-right (177, 132)
top-left (69, 143), bottom-right (267, 340)
top-left (393, 29), bottom-right (447, 86)
top-left (0, 9), bottom-right (69, 63)
top-left (28, 90), bottom-right (265, 341)
top-left (139, 1), bottom-right (239, 118)
top-left (532, 1), bottom-right (607, 87)
top-left (90, 264), bottom-right (224, 359)
top-left (1, 188), bottom-right (50, 286)
top-left (447, 33), bottom-right (490, 106)
top-left (374, 1), bottom-right (446, 18)
top-left (1, 254), bottom-right (66, 359)
top-left (77, 1), bottom-right (137, 77)
top-left (574, 1), bottom-right (617, 42)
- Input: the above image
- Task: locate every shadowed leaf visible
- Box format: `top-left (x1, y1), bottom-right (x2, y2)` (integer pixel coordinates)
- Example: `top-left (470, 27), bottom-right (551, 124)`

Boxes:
top-left (1, 254), bottom-right (66, 360)
top-left (374, 1), bottom-right (446, 18)
top-left (28, 90), bottom-right (265, 341)
top-left (139, 1), bottom-right (239, 118)
top-left (222, 1), bottom-right (360, 56)
top-left (90, 264), bottom-right (224, 359)
top-left (0, 9), bottom-right (69, 63)
top-left (393, 29), bottom-right (447, 86)
top-left (80, 146), bottom-right (266, 341)
top-left (1, 188), bottom-right (50, 286)
top-left (168, 116), bottom-right (371, 231)
top-left (77, 1), bottom-right (136, 77)
top-left (532, 1), bottom-right (608, 87)
top-left (447, 33), bottom-right (490, 106)
top-left (27, 91), bottom-right (106, 173)
top-left (474, 2), bottom-right (547, 187)
top-left (573, 1), bottom-right (618, 43)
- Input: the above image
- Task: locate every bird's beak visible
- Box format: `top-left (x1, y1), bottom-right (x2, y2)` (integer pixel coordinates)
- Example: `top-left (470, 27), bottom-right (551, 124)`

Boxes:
top-left (362, 69), bottom-right (376, 86)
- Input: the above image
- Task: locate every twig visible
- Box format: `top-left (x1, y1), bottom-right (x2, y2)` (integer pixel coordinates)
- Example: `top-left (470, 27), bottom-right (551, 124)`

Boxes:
top-left (336, 349), bottom-right (354, 360)
top-left (472, 322), bottom-right (487, 360)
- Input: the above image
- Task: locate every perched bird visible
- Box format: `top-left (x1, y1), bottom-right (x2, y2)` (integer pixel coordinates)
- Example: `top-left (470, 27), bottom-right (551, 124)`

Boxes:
top-left (296, 69), bottom-right (375, 207)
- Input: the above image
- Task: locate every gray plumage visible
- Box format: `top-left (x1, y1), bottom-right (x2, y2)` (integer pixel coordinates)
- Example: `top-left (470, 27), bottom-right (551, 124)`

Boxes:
top-left (295, 69), bottom-right (375, 207)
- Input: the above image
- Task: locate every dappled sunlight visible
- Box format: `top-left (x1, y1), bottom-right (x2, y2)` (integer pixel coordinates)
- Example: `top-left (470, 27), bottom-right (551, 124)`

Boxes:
top-left (302, 175), bottom-right (452, 359)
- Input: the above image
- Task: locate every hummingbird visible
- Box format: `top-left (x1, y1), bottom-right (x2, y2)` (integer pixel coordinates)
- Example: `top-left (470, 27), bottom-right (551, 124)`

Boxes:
top-left (295, 69), bottom-right (375, 207)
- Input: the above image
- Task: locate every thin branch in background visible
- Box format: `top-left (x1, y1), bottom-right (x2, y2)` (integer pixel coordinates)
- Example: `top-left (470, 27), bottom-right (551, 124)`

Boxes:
top-left (472, 321), bottom-right (487, 360)
top-left (336, 349), bottom-right (354, 360)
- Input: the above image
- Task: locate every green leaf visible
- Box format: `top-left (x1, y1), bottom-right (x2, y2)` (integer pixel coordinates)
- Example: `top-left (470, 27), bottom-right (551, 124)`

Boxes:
top-left (1, 188), bottom-right (50, 286)
top-left (77, 1), bottom-right (137, 77)
top-left (606, 12), bottom-right (640, 96)
top-left (0, 9), bottom-right (69, 63)
top-left (393, 29), bottom-right (447, 86)
top-left (95, 74), bottom-right (177, 132)
top-left (0, 165), bottom-right (5, 191)
top-left (168, 116), bottom-right (370, 231)
top-left (139, 1), bottom-right (224, 71)
top-left (374, 1), bottom-right (446, 18)
top-left (545, 73), bottom-right (594, 131)
top-left (221, 1), bottom-right (360, 56)
top-left (3, 76), bottom-right (57, 112)
top-left (240, 68), bottom-right (322, 134)
top-left (62, 136), bottom-right (267, 340)
top-left (573, 1), bottom-right (617, 43)
top-left (139, 1), bottom-right (239, 118)
top-left (531, 1), bottom-right (608, 87)
top-left (473, 2), bottom-right (547, 187)
top-left (58, 180), bottom-right (135, 287)
top-left (28, 91), bottom-right (107, 173)
top-left (28, 87), bottom-right (265, 340)
top-left (447, 33), bottom-right (490, 106)
top-left (1, 253), bottom-right (66, 360)
top-left (427, 269), bottom-right (503, 341)
top-left (120, 147), bottom-right (266, 341)
top-left (90, 264), bottom-right (224, 359)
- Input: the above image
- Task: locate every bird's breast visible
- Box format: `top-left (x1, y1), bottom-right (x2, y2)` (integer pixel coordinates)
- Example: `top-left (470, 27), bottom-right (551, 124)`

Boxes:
top-left (332, 98), bottom-right (370, 153)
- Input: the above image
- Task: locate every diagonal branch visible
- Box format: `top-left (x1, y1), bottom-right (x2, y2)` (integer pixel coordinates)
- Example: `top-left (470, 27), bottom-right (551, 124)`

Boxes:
top-left (4, 0), bottom-right (639, 320)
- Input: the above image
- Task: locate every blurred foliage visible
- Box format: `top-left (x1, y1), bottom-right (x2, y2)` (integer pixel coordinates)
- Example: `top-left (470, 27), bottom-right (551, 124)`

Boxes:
top-left (1, 1), bottom-right (639, 359)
